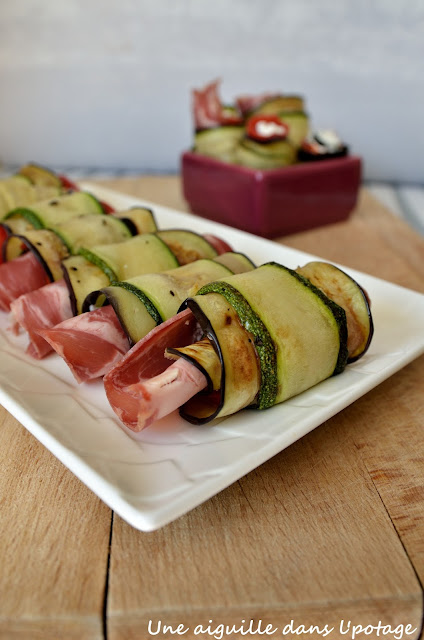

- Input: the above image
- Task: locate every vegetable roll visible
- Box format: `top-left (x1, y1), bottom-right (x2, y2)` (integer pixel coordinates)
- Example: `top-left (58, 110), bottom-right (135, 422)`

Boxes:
top-left (104, 262), bottom-right (356, 433)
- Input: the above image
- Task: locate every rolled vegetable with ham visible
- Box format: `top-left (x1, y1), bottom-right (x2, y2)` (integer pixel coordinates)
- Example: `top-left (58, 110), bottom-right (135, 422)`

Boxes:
top-left (2, 194), bottom-right (154, 263)
top-left (104, 261), bottom-right (373, 435)
top-left (0, 164), bottom-right (83, 264)
top-left (0, 189), bottom-right (114, 303)
top-left (1, 190), bottom-right (109, 264)
top-left (39, 252), bottom-right (254, 382)
top-left (0, 163), bottom-right (77, 221)
top-left (60, 229), bottom-right (230, 315)
top-left (9, 231), bottom-right (233, 361)
top-left (0, 188), bottom-right (102, 263)
top-left (0, 204), bottom-right (156, 310)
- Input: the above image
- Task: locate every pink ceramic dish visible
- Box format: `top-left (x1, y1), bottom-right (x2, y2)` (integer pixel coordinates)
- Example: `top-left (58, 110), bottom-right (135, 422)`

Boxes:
top-left (181, 151), bottom-right (362, 239)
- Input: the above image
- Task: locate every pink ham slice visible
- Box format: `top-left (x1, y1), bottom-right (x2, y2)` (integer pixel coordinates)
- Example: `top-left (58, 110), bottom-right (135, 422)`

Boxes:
top-left (192, 79), bottom-right (224, 129)
top-left (104, 309), bottom-right (206, 434)
top-left (192, 80), bottom-right (243, 129)
top-left (35, 303), bottom-right (130, 380)
top-left (23, 233), bottom-right (231, 374)
top-left (125, 358), bottom-right (206, 432)
top-left (10, 279), bottom-right (72, 358)
top-left (39, 305), bottom-right (129, 383)
top-left (0, 252), bottom-right (50, 311)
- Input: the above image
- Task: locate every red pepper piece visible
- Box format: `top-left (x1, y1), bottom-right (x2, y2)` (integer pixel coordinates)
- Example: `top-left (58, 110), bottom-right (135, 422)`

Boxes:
top-left (58, 174), bottom-right (80, 191)
top-left (99, 200), bottom-right (115, 214)
top-left (246, 115), bottom-right (289, 142)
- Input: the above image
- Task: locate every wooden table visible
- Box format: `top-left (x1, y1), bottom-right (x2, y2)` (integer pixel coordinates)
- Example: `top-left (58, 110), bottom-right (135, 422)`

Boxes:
top-left (0, 176), bottom-right (423, 640)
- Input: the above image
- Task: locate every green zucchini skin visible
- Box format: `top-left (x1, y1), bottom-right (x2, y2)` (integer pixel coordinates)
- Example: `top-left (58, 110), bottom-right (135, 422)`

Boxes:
top-left (190, 281), bottom-right (278, 410)
top-left (194, 126), bottom-right (244, 162)
top-left (4, 191), bottom-right (104, 230)
top-left (17, 163), bottom-right (63, 190)
top-left (175, 262), bottom-right (348, 425)
top-left (3, 207), bottom-right (45, 230)
top-left (78, 247), bottom-right (119, 283)
top-left (64, 234), bottom-right (178, 315)
top-left (65, 230), bottom-right (227, 317)
top-left (4, 204), bottom-right (157, 267)
top-left (106, 281), bottom-right (163, 322)
top-left (0, 171), bottom-right (61, 220)
top-left (178, 294), bottom-right (261, 425)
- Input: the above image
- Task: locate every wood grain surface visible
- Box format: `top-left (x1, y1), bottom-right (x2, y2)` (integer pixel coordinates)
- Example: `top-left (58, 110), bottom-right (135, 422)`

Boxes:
top-left (0, 177), bottom-right (423, 640)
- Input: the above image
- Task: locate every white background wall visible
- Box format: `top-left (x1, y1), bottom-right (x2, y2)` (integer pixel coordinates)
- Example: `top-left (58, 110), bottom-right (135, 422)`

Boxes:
top-left (0, 0), bottom-right (423, 182)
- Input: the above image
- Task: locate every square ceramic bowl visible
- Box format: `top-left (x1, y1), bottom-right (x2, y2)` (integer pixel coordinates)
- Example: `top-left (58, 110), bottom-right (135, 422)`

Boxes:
top-left (181, 151), bottom-right (362, 238)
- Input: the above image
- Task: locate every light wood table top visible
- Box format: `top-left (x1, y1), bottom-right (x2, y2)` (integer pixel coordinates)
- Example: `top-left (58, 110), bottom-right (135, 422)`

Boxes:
top-left (0, 176), bottom-right (423, 640)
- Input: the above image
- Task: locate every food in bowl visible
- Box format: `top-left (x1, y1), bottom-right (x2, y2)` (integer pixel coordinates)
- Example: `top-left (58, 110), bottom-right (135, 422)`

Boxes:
top-left (191, 79), bottom-right (348, 169)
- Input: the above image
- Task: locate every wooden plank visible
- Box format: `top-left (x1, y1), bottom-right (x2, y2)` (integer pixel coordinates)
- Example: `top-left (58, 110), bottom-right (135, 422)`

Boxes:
top-left (366, 182), bottom-right (405, 220)
top-left (341, 356), bottom-right (424, 581)
top-left (92, 175), bottom-right (190, 213)
top-left (0, 411), bottom-right (112, 639)
top-left (92, 179), bottom-right (424, 639)
top-left (107, 416), bottom-right (422, 639)
top-left (397, 186), bottom-right (424, 235)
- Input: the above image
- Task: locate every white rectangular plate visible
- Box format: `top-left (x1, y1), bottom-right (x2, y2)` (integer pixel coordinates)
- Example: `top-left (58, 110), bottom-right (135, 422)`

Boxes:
top-left (1, 183), bottom-right (424, 531)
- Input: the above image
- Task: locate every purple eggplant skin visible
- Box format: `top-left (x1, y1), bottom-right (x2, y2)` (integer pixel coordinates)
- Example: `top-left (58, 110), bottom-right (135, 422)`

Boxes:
top-left (297, 145), bottom-right (348, 162)
top-left (296, 260), bottom-right (374, 364)
top-left (341, 268), bottom-right (374, 364)
top-left (3, 233), bottom-right (54, 281)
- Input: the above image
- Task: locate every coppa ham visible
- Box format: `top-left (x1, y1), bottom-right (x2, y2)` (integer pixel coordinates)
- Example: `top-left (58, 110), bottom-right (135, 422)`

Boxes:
top-left (39, 305), bottom-right (129, 383)
top-left (0, 224), bottom-right (8, 265)
top-left (38, 304), bottom-right (129, 381)
top-left (0, 252), bottom-right (50, 311)
top-left (104, 309), bottom-right (205, 434)
top-left (125, 358), bottom-right (206, 431)
top-left (192, 80), bottom-right (243, 129)
top-left (10, 279), bottom-right (72, 359)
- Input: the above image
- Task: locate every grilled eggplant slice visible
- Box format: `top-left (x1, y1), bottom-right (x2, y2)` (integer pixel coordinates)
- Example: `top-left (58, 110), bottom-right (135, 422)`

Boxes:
top-left (296, 261), bottom-right (373, 362)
